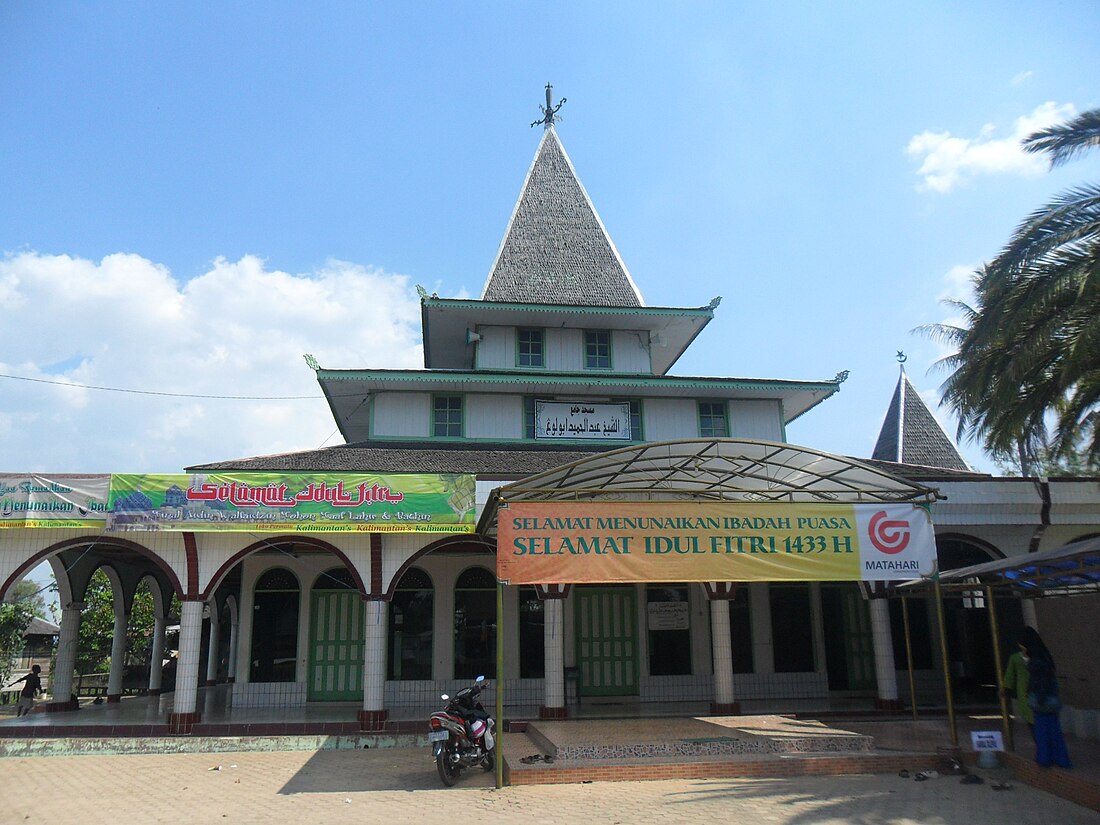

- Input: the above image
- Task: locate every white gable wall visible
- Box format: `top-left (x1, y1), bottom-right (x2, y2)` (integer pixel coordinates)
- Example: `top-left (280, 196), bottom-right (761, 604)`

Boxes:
top-left (729, 400), bottom-right (784, 441)
top-left (373, 393), bottom-right (430, 437)
top-left (465, 394), bottom-right (524, 439)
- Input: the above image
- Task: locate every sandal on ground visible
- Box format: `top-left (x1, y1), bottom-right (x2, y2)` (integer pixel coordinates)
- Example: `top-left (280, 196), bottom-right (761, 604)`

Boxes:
top-left (897, 770), bottom-right (910, 778)
top-left (960, 774), bottom-right (983, 784)
top-left (991, 781), bottom-right (1013, 791)
top-left (520, 755), bottom-right (542, 764)
top-left (914, 772), bottom-right (928, 781)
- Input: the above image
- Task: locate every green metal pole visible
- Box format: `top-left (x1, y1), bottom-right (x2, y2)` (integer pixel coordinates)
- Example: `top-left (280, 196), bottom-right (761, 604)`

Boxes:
top-left (495, 581), bottom-right (504, 789)
top-left (933, 572), bottom-right (958, 748)
top-left (902, 596), bottom-right (919, 720)
top-left (985, 585), bottom-right (1013, 752)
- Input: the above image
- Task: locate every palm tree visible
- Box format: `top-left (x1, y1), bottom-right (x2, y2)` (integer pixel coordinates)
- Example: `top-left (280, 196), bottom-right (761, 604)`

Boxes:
top-left (930, 109), bottom-right (1100, 475)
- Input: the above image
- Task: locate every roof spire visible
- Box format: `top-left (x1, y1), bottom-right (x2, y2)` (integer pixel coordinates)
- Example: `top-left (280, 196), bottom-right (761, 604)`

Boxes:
top-left (531, 82), bottom-right (566, 129)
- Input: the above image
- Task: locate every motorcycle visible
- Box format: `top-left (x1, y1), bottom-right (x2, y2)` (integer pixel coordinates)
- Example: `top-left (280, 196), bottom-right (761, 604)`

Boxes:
top-left (428, 675), bottom-right (496, 786)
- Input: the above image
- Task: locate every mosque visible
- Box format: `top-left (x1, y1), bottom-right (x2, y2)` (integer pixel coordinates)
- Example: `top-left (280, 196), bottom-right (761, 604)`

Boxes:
top-left (1, 88), bottom-right (1097, 739)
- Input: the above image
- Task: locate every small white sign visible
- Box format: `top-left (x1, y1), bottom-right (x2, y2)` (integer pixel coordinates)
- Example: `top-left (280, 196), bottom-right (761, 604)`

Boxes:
top-left (647, 601), bottom-right (689, 631)
top-left (534, 401), bottom-right (631, 441)
top-left (970, 730), bottom-right (1004, 752)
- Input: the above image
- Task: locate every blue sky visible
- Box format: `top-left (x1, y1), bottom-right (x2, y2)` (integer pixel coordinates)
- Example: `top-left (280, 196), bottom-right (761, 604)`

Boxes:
top-left (2, 1), bottom-right (1099, 476)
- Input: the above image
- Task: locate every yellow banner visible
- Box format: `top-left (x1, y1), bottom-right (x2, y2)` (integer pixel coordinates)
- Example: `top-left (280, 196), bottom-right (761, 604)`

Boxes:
top-left (496, 501), bottom-right (935, 584)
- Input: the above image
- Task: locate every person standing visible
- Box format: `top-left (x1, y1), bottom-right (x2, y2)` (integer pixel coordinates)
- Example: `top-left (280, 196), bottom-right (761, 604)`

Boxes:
top-left (1002, 631), bottom-right (1034, 741)
top-left (7, 664), bottom-right (43, 718)
top-left (1020, 627), bottom-right (1071, 769)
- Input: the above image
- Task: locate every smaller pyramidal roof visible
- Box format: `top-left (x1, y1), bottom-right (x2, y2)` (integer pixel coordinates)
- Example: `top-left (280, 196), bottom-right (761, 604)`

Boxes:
top-left (481, 122), bottom-right (643, 307)
top-left (872, 365), bottom-right (970, 472)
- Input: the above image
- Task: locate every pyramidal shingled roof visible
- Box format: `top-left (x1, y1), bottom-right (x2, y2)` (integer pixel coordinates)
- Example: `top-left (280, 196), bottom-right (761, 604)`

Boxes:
top-left (481, 126), bottom-right (644, 307)
top-left (871, 369), bottom-right (971, 471)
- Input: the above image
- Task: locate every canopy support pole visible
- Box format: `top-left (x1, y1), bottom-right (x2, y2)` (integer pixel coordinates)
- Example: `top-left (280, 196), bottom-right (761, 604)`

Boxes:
top-left (985, 585), bottom-right (1013, 752)
top-left (933, 572), bottom-right (958, 748)
top-left (495, 581), bottom-right (505, 789)
top-left (902, 596), bottom-right (919, 720)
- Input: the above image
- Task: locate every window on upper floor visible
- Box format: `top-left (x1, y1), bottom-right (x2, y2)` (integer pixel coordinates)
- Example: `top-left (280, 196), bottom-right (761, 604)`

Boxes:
top-left (610, 398), bottom-right (642, 440)
top-left (698, 400), bottom-right (729, 437)
top-left (584, 330), bottom-right (612, 370)
top-left (517, 328), bottom-right (545, 368)
top-left (432, 394), bottom-right (463, 437)
top-left (524, 396), bottom-right (551, 439)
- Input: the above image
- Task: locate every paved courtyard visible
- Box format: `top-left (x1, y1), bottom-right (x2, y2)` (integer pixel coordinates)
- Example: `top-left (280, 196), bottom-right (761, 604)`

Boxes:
top-left (2, 745), bottom-right (1095, 825)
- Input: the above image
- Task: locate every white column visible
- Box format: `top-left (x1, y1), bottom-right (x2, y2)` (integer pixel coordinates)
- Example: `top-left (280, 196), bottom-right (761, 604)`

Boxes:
top-left (148, 615), bottom-right (166, 693)
top-left (543, 599), bottom-right (565, 710)
top-left (106, 609), bottom-right (128, 701)
top-left (50, 604), bottom-right (83, 707)
top-left (1021, 599), bottom-right (1038, 632)
top-left (869, 598), bottom-right (899, 702)
top-left (711, 599), bottom-right (736, 708)
top-left (172, 599), bottom-right (205, 717)
top-left (227, 615), bottom-right (240, 682)
top-left (205, 608), bottom-right (221, 685)
top-left (362, 600), bottom-right (386, 712)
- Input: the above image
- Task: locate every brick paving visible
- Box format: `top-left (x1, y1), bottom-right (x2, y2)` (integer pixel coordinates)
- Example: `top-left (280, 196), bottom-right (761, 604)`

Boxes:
top-left (2, 745), bottom-right (1096, 825)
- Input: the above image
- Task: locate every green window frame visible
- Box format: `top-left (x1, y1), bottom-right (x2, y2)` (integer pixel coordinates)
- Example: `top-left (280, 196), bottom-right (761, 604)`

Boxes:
top-left (698, 400), bottom-right (729, 437)
top-left (584, 330), bottom-right (612, 370)
top-left (610, 397), bottom-right (643, 440)
top-left (517, 328), bottom-right (545, 368)
top-left (432, 394), bottom-right (463, 438)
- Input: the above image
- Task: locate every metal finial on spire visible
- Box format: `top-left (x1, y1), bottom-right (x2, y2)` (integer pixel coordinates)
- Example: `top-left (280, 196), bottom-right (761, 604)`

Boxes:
top-left (896, 351), bottom-right (907, 364)
top-left (531, 82), bottom-right (566, 129)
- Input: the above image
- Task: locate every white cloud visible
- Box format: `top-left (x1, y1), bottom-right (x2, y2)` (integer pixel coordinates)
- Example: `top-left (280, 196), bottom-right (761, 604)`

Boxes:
top-left (906, 101), bottom-right (1075, 193)
top-left (1011, 70), bottom-right (1034, 86)
top-left (0, 252), bottom-right (424, 472)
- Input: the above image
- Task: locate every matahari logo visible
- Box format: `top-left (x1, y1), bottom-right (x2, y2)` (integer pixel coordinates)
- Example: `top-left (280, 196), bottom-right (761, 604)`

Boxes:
top-left (868, 510), bottom-right (910, 555)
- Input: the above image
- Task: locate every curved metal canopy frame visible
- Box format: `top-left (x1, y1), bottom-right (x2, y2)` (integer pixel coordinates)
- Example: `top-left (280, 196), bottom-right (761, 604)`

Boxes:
top-left (478, 438), bottom-right (939, 536)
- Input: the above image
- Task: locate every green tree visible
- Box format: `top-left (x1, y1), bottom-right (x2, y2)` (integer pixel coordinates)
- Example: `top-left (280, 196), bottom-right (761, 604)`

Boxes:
top-left (1, 580), bottom-right (48, 684)
top-left (929, 108), bottom-right (1100, 475)
top-left (75, 571), bottom-right (164, 678)
top-left (0, 602), bottom-right (34, 685)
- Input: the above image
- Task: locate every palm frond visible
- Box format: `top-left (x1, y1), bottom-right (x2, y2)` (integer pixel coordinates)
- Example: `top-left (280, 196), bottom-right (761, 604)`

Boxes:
top-left (1023, 108), bottom-right (1100, 168)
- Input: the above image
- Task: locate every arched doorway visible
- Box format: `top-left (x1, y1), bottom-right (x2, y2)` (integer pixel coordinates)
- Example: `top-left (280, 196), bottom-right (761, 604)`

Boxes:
top-left (388, 567), bottom-right (433, 681)
top-left (250, 568), bottom-right (300, 682)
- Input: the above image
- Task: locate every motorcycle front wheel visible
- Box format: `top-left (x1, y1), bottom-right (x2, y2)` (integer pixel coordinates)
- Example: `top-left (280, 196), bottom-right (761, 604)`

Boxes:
top-left (481, 747), bottom-right (495, 772)
top-left (436, 749), bottom-right (460, 787)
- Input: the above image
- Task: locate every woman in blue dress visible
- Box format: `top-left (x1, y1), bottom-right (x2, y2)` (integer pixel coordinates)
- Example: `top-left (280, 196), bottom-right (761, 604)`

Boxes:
top-left (1020, 627), bottom-right (1071, 769)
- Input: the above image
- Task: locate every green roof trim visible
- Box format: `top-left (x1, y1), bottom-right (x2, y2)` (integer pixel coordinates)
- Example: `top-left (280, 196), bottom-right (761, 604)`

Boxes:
top-left (316, 368), bottom-right (840, 394)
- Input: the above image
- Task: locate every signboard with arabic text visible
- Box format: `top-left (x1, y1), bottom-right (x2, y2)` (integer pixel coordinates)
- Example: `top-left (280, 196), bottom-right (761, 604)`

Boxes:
top-left (535, 401), bottom-right (631, 441)
top-left (106, 473), bottom-right (476, 533)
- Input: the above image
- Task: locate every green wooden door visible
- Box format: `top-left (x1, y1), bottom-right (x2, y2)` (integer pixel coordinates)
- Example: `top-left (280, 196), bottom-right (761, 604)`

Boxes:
top-left (840, 589), bottom-right (876, 691)
top-left (575, 587), bottom-right (638, 696)
top-left (308, 590), bottom-right (364, 700)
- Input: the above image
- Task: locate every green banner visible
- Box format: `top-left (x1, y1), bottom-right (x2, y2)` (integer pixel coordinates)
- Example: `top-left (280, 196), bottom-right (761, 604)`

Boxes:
top-left (0, 474), bottom-right (110, 529)
top-left (106, 473), bottom-right (476, 533)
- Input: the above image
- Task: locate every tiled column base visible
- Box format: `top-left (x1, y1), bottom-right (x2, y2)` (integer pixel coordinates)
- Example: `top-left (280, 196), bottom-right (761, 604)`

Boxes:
top-left (46, 698), bottom-right (81, 713)
top-left (711, 702), bottom-right (741, 715)
top-left (205, 679), bottom-right (217, 687)
top-left (539, 705), bottom-right (568, 719)
top-left (167, 712), bottom-right (201, 734)
top-left (874, 698), bottom-right (904, 711)
top-left (148, 688), bottom-right (162, 697)
top-left (358, 709), bottom-right (388, 732)
top-left (106, 694), bottom-right (121, 704)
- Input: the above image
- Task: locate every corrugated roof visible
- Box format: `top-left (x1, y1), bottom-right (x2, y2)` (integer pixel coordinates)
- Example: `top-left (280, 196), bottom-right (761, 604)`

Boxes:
top-left (480, 127), bottom-right (643, 307)
top-left (187, 441), bottom-right (615, 475)
top-left (871, 369), bottom-right (970, 472)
